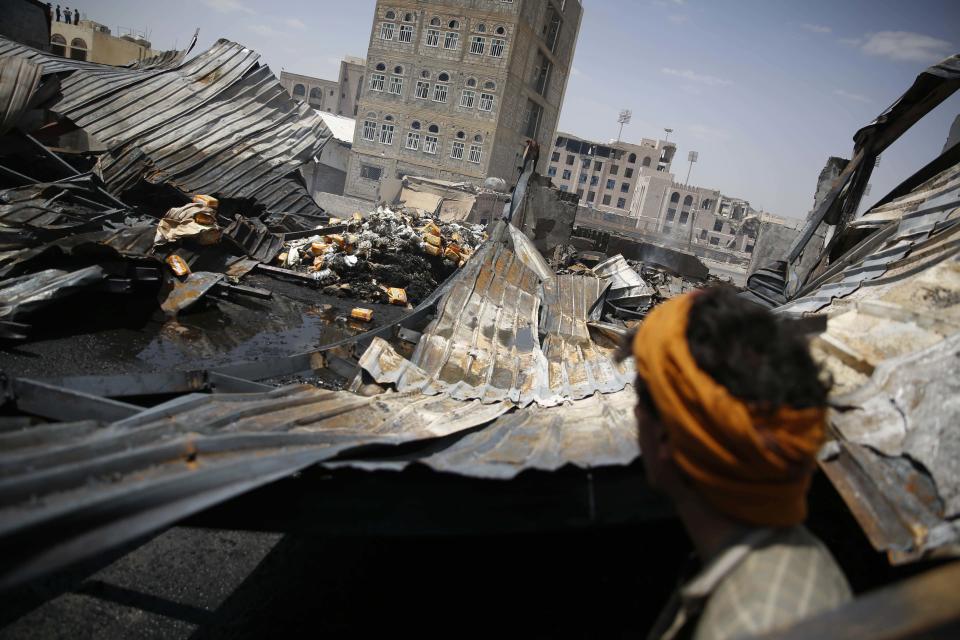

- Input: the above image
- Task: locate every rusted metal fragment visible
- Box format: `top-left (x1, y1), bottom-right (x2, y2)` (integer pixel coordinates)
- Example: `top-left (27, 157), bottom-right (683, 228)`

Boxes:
top-left (159, 271), bottom-right (224, 315)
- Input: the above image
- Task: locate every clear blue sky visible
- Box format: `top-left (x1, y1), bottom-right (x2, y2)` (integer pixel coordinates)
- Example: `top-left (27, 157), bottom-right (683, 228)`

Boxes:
top-left (73, 0), bottom-right (958, 219)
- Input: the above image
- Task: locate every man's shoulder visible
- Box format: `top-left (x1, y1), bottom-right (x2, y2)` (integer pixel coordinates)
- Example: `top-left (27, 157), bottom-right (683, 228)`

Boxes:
top-left (693, 526), bottom-right (852, 640)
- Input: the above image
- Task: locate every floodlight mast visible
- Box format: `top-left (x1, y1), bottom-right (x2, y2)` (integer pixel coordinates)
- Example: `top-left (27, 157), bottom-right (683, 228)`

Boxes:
top-left (617, 109), bottom-right (632, 142)
top-left (685, 150), bottom-right (698, 186)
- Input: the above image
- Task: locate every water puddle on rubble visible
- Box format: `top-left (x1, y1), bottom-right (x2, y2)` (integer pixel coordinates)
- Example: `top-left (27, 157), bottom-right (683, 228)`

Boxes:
top-left (136, 290), bottom-right (377, 371)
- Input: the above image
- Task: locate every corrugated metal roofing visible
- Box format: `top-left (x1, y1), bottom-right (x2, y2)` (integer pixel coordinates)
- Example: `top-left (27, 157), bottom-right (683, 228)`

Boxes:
top-left (540, 274), bottom-right (633, 400)
top-left (0, 36), bottom-right (329, 216)
top-left (423, 389), bottom-right (639, 479)
top-left (359, 230), bottom-right (631, 406)
top-left (775, 161), bottom-right (960, 562)
top-left (0, 385), bottom-right (510, 587)
top-left (0, 56), bottom-right (41, 136)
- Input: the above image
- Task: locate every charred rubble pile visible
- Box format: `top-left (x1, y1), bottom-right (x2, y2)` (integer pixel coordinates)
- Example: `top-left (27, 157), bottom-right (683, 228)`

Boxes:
top-left (548, 243), bottom-right (707, 325)
top-left (277, 207), bottom-right (486, 306)
top-left (0, 37), bottom-right (481, 342)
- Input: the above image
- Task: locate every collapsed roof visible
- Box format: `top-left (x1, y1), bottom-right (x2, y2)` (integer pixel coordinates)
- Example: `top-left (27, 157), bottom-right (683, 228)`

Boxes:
top-left (0, 34), bottom-right (330, 215)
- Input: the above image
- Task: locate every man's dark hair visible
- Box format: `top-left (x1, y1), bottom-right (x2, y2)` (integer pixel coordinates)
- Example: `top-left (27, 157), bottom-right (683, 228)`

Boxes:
top-left (619, 286), bottom-right (828, 411)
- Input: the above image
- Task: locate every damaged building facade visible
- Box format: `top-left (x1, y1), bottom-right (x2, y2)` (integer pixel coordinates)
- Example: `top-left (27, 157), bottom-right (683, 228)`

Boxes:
top-left (344, 0), bottom-right (582, 201)
top-left (545, 131), bottom-right (676, 213)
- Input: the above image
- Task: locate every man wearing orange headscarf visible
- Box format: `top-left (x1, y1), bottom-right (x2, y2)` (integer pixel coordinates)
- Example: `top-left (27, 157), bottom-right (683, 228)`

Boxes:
top-left (627, 287), bottom-right (851, 640)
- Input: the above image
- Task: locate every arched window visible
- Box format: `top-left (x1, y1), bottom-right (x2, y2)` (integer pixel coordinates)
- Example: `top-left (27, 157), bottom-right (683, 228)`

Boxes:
top-left (456, 131), bottom-right (465, 139)
top-left (476, 23), bottom-right (486, 33)
top-left (628, 153), bottom-right (637, 163)
top-left (670, 192), bottom-right (680, 203)
top-left (428, 124), bottom-right (439, 133)
top-left (483, 80), bottom-right (496, 91)
top-left (384, 10), bottom-right (396, 20)
top-left (466, 77), bottom-right (477, 87)
top-left (375, 63), bottom-right (386, 71)
top-left (495, 26), bottom-right (506, 35)
top-left (403, 12), bottom-right (414, 22)
top-left (642, 156), bottom-right (651, 167)
top-left (384, 115), bottom-right (394, 121)
top-left (309, 87), bottom-right (322, 99)
top-left (393, 65), bottom-right (404, 75)
top-left (293, 84), bottom-right (306, 97)
top-left (69, 37), bottom-right (88, 61)
top-left (50, 33), bottom-right (66, 56)
top-left (702, 199), bottom-right (713, 209)
top-left (430, 17), bottom-right (441, 26)
top-left (448, 20), bottom-right (460, 29)
top-left (683, 195), bottom-right (693, 206)
top-left (473, 134), bottom-right (483, 143)
top-left (411, 121), bottom-right (421, 130)
top-left (438, 72), bottom-right (450, 82)
top-left (366, 111), bottom-right (378, 118)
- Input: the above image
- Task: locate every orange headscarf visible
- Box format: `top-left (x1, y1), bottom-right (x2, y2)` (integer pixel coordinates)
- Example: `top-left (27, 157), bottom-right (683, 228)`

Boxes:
top-left (632, 292), bottom-right (826, 527)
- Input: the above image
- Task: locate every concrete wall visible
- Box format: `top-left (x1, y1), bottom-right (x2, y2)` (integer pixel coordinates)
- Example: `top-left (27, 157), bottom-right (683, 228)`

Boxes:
top-left (337, 58), bottom-right (366, 117)
top-left (747, 221), bottom-right (798, 276)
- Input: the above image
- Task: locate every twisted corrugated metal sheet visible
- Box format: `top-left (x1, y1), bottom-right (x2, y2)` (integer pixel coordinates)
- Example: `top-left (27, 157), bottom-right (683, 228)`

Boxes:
top-left (359, 231), bottom-right (632, 406)
top-left (0, 36), bottom-right (329, 215)
top-left (0, 56), bottom-right (41, 136)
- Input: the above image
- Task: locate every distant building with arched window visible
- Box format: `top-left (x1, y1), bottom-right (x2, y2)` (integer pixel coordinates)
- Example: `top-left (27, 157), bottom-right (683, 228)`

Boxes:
top-left (49, 17), bottom-right (160, 65)
top-left (279, 55), bottom-right (367, 119)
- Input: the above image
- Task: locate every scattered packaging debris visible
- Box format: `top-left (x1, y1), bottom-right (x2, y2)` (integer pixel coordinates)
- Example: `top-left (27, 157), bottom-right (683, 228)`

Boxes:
top-left (350, 307), bottom-right (374, 322)
top-left (276, 206), bottom-right (486, 305)
top-left (154, 202), bottom-right (221, 247)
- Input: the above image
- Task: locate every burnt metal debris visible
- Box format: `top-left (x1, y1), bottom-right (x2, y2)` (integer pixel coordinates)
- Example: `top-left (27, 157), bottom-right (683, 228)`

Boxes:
top-left (0, 26), bottom-right (958, 606)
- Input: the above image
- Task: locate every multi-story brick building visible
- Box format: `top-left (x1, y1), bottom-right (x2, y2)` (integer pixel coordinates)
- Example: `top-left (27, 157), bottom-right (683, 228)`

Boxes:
top-left (546, 131), bottom-right (676, 214)
top-left (344, 0), bottom-right (582, 200)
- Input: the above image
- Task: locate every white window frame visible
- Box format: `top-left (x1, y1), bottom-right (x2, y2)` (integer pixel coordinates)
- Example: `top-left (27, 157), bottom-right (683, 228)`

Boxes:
top-left (450, 140), bottom-right (465, 160)
top-left (423, 135), bottom-right (438, 154)
top-left (444, 31), bottom-right (459, 49)
top-left (370, 73), bottom-right (385, 92)
top-left (425, 29), bottom-right (440, 47)
top-left (468, 144), bottom-right (482, 164)
top-left (490, 38), bottom-right (505, 57)
top-left (362, 120), bottom-right (377, 141)
top-left (379, 22), bottom-right (395, 40)
top-left (469, 36), bottom-right (486, 55)
top-left (415, 81), bottom-right (430, 99)
top-left (478, 92), bottom-right (494, 111)
top-left (389, 75), bottom-right (403, 95)
top-left (459, 89), bottom-right (475, 108)
top-left (433, 83), bottom-right (448, 103)
top-left (405, 131), bottom-right (420, 150)
top-left (379, 123), bottom-right (395, 145)
top-left (398, 24), bottom-right (413, 43)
